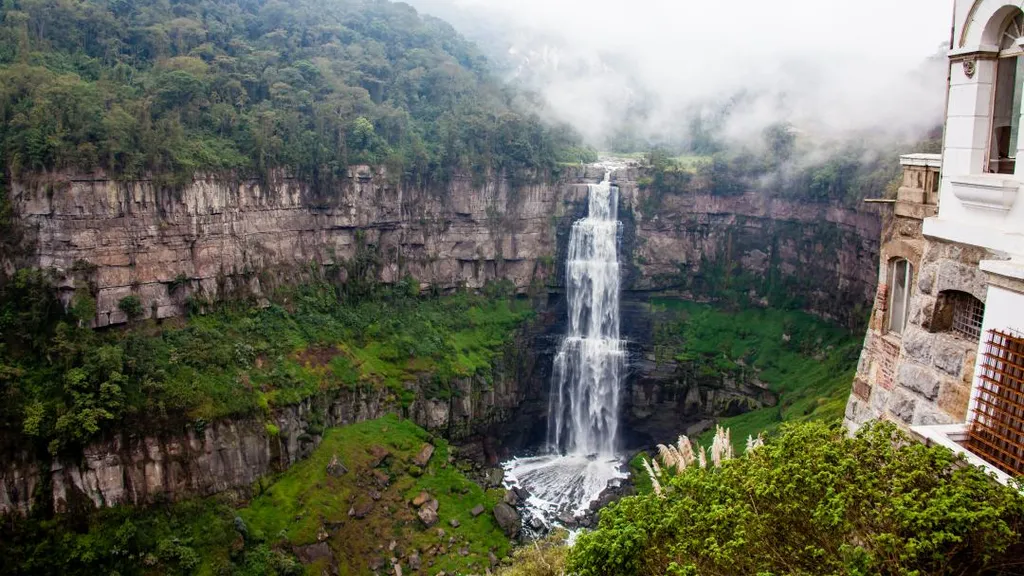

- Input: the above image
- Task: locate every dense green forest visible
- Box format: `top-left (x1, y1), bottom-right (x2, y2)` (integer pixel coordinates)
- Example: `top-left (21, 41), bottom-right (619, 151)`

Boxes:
top-left (0, 0), bottom-right (590, 188)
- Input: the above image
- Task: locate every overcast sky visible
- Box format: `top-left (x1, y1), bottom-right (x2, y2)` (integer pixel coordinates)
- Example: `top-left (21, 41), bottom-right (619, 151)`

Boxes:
top-left (411, 0), bottom-right (955, 146)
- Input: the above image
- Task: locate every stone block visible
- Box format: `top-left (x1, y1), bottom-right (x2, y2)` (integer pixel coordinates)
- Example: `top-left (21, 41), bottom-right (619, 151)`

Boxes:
top-left (852, 378), bottom-right (872, 402)
top-left (932, 340), bottom-right (966, 378)
top-left (870, 385), bottom-right (891, 415)
top-left (913, 401), bottom-right (956, 426)
top-left (901, 328), bottom-right (933, 363)
top-left (889, 391), bottom-right (917, 424)
top-left (898, 363), bottom-right (941, 400)
top-left (938, 380), bottom-right (971, 421)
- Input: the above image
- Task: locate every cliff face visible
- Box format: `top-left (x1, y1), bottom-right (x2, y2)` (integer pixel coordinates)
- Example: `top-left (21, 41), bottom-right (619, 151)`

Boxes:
top-left (11, 166), bottom-right (879, 330)
top-left (11, 166), bottom-right (598, 326)
top-left (613, 168), bottom-right (882, 331)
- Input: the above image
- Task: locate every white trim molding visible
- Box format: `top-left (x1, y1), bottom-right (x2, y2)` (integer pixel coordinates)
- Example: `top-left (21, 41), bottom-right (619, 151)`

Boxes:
top-left (949, 174), bottom-right (1020, 211)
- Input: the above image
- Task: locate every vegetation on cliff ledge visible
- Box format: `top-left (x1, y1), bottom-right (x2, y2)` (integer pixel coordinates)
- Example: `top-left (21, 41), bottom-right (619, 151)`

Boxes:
top-left (1, 415), bottom-right (512, 575)
top-left (0, 273), bottom-right (532, 455)
top-left (573, 422), bottom-right (1024, 576)
top-left (649, 298), bottom-right (860, 450)
top-left (0, 0), bottom-right (588, 187)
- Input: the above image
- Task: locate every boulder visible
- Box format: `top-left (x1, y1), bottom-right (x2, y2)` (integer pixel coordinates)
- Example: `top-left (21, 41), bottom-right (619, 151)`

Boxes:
top-left (470, 504), bottom-right (485, 517)
top-left (349, 499), bottom-right (375, 519)
top-left (502, 490), bottom-right (518, 506)
top-left (418, 506), bottom-right (439, 528)
top-left (411, 491), bottom-right (431, 507)
top-left (424, 498), bottom-right (439, 512)
top-left (412, 444), bottom-right (435, 467)
top-left (408, 553), bottom-right (421, 571)
top-left (449, 518), bottom-right (460, 528)
top-left (492, 502), bottom-right (521, 538)
top-left (368, 445), bottom-right (390, 468)
top-left (483, 468), bottom-right (504, 488)
top-left (293, 541), bottom-right (333, 565)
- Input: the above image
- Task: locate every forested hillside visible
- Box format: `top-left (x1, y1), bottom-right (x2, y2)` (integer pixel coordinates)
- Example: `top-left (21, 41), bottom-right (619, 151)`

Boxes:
top-left (0, 0), bottom-right (588, 188)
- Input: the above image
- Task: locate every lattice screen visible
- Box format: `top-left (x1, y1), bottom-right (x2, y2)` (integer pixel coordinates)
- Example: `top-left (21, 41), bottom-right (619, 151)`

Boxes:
top-left (967, 329), bottom-right (1024, 476)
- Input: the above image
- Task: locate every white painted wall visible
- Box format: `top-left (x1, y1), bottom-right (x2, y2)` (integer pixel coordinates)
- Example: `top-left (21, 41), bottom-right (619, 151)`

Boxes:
top-left (966, 284), bottom-right (1024, 420)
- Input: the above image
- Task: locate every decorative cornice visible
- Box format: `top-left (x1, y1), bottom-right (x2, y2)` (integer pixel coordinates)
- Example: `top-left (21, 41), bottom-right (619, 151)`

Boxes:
top-left (948, 45), bottom-right (1000, 61)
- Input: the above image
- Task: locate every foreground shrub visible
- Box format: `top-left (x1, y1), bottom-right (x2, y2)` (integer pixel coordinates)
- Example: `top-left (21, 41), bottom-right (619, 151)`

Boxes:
top-left (497, 532), bottom-right (569, 576)
top-left (570, 421), bottom-right (1024, 576)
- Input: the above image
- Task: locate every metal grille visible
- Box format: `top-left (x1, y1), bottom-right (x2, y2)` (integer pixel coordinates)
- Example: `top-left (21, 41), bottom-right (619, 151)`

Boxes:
top-left (966, 329), bottom-right (1024, 476)
top-left (950, 291), bottom-right (984, 341)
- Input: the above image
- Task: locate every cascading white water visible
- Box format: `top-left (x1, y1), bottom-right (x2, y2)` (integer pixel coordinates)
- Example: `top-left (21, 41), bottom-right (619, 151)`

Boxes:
top-left (549, 173), bottom-right (623, 456)
top-left (504, 170), bottom-right (628, 520)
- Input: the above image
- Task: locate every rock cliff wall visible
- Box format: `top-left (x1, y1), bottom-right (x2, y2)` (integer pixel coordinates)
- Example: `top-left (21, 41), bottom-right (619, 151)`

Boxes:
top-left (612, 168), bottom-right (882, 331)
top-left (11, 166), bottom-right (879, 330)
top-left (11, 167), bottom-right (598, 326)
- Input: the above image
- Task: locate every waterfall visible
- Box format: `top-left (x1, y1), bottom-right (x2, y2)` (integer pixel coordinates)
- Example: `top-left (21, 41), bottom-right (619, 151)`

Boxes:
top-left (548, 173), bottom-right (623, 457)
top-left (504, 170), bottom-right (628, 521)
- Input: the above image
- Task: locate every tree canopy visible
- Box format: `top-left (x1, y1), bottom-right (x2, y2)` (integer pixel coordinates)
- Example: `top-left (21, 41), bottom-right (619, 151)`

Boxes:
top-left (0, 0), bottom-right (585, 187)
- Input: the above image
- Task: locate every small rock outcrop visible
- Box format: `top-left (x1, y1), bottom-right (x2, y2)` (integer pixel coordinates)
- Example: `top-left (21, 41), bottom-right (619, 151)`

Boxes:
top-left (412, 444), bottom-right (435, 467)
top-left (368, 445), bottom-right (391, 468)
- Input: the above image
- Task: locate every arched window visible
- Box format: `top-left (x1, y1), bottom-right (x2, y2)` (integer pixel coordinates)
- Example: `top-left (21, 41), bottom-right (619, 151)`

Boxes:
top-left (989, 10), bottom-right (1024, 174)
top-left (887, 258), bottom-right (912, 335)
top-left (934, 290), bottom-right (985, 342)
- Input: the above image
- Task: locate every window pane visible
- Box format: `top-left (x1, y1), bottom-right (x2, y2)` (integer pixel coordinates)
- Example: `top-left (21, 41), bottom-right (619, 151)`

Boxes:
top-left (1012, 56), bottom-right (1024, 156)
top-left (890, 260), bottom-right (908, 334)
top-left (992, 56), bottom-right (1022, 173)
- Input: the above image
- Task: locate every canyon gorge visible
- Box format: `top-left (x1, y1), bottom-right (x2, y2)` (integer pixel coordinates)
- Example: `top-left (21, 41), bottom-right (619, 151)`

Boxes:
top-left (1, 163), bottom-right (880, 515)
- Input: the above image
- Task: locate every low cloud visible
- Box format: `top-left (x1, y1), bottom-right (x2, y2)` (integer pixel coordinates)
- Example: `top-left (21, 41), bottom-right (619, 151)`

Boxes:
top-left (410, 0), bottom-right (952, 148)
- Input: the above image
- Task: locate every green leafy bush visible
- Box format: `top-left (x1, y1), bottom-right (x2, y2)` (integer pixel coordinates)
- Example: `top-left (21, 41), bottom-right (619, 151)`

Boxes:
top-left (117, 295), bottom-right (143, 320)
top-left (569, 421), bottom-right (1024, 576)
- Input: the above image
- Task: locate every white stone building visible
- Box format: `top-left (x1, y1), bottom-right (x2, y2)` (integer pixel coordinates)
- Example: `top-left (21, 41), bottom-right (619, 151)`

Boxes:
top-left (845, 0), bottom-right (1024, 483)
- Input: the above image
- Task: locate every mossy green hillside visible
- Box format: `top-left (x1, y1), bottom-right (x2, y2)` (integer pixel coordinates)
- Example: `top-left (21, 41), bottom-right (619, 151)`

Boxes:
top-left (242, 414), bottom-right (510, 575)
top-left (0, 416), bottom-right (512, 576)
top-left (648, 298), bottom-right (859, 451)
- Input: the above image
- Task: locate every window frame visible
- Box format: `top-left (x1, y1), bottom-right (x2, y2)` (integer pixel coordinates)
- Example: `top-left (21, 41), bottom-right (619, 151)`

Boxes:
top-left (988, 10), bottom-right (1024, 174)
top-left (887, 258), bottom-right (912, 336)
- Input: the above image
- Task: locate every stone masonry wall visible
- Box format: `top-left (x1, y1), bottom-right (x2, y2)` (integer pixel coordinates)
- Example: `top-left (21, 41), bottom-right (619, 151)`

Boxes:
top-left (844, 160), bottom-right (990, 431)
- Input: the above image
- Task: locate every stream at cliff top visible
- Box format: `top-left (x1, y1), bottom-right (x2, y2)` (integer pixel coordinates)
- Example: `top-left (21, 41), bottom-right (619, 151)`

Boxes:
top-left (503, 166), bottom-right (629, 526)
